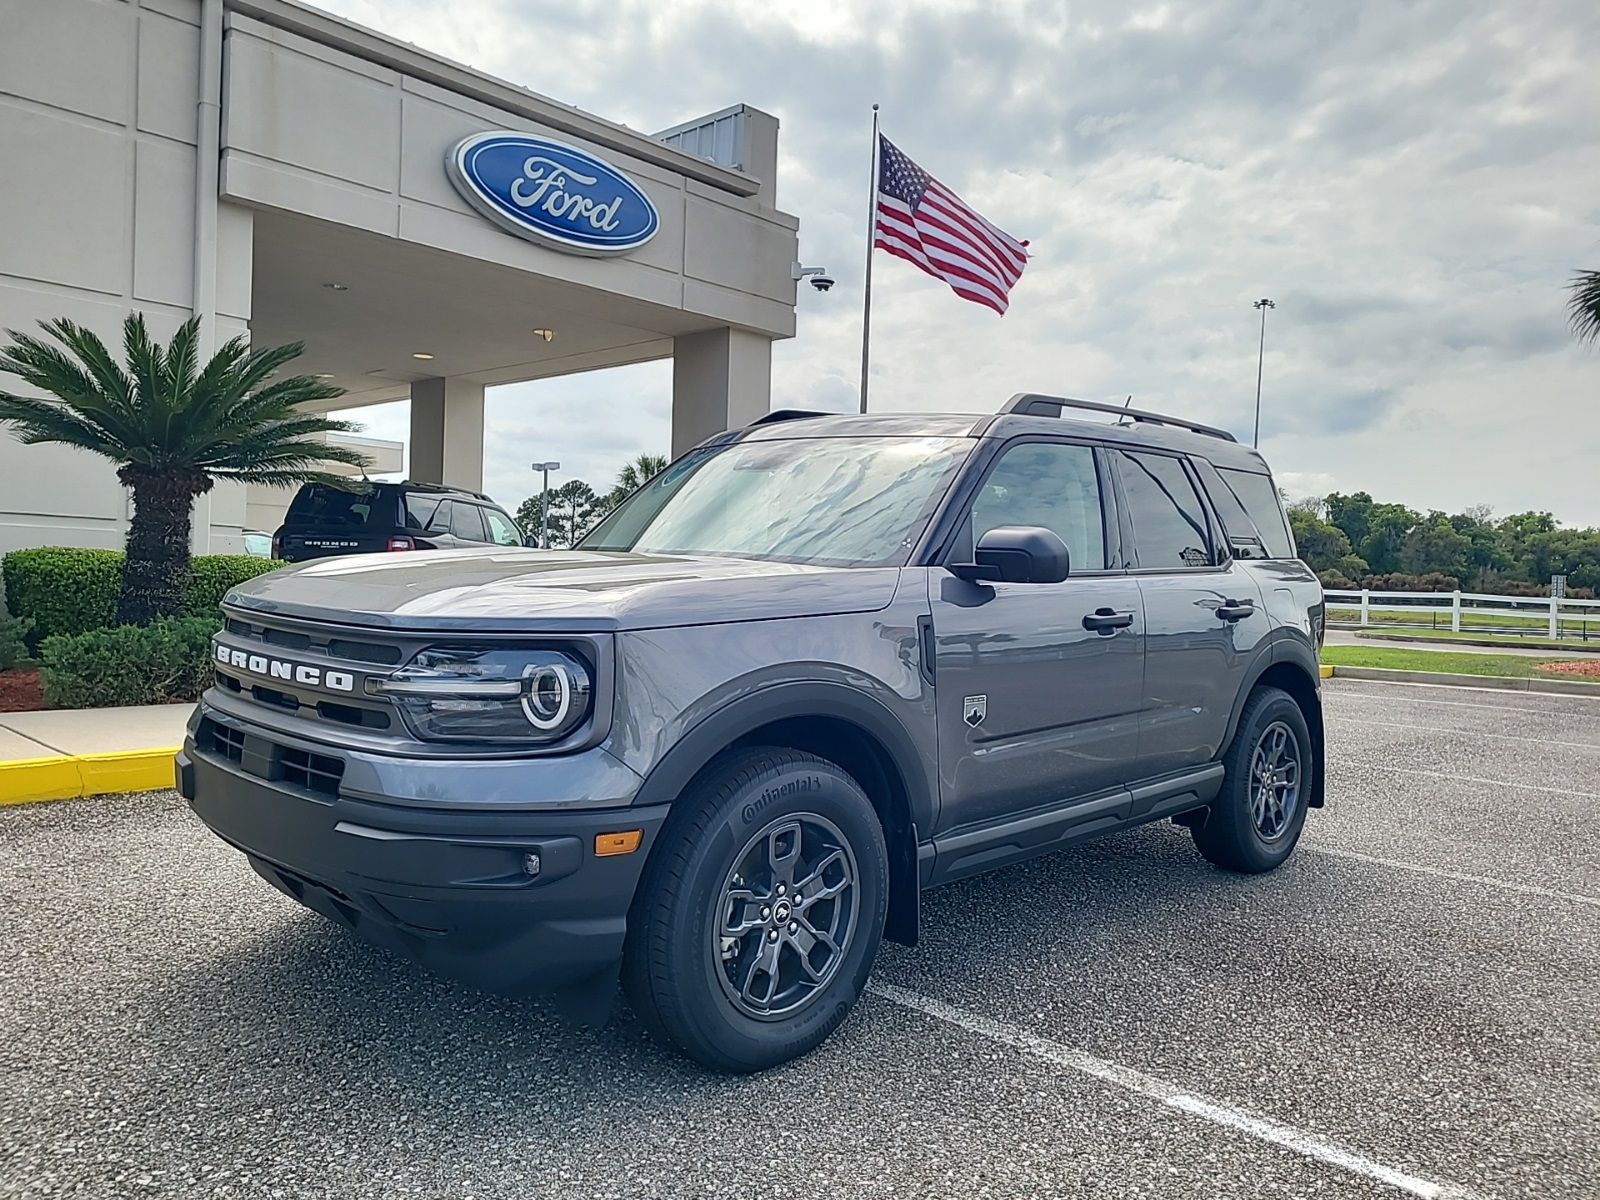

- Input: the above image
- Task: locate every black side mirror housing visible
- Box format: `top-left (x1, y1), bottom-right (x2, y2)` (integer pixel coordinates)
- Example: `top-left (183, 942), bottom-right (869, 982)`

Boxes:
top-left (951, 525), bottom-right (1071, 584)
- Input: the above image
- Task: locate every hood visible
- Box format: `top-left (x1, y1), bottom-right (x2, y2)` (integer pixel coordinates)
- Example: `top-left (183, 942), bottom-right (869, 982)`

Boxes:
top-left (223, 548), bottom-right (903, 632)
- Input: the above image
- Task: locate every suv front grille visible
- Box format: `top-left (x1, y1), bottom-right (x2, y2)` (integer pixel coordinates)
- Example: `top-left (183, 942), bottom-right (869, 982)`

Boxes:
top-left (214, 613), bottom-right (405, 732)
top-left (280, 746), bottom-right (344, 797)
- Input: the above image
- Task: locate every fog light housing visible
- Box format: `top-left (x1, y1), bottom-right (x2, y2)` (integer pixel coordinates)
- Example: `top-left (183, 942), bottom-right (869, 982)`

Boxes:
top-left (523, 851), bottom-right (542, 877)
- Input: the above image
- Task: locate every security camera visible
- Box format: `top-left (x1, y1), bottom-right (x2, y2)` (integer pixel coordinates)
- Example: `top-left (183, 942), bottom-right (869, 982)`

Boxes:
top-left (792, 263), bottom-right (834, 294)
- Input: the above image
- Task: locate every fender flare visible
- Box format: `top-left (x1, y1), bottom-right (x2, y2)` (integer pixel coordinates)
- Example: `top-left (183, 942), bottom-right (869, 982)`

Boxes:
top-left (630, 680), bottom-right (935, 829)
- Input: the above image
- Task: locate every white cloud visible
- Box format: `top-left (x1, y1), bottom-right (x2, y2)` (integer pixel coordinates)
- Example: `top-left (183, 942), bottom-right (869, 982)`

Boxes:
top-left (316, 0), bottom-right (1600, 525)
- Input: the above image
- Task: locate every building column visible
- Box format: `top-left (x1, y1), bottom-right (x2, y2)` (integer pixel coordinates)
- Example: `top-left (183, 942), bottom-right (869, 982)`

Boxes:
top-left (409, 377), bottom-right (485, 491)
top-left (671, 329), bottom-right (773, 458)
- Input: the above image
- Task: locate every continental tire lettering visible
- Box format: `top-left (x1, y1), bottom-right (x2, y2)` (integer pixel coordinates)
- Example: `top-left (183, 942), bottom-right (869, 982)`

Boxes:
top-left (741, 775), bottom-right (825, 823)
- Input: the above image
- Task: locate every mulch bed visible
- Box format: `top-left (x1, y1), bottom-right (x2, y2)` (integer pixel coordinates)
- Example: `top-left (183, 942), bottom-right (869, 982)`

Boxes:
top-left (1538, 659), bottom-right (1600, 679)
top-left (0, 668), bottom-right (45, 712)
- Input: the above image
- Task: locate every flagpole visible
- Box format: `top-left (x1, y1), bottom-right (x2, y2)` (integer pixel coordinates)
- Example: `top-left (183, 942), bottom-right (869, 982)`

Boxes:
top-left (859, 103), bottom-right (879, 414)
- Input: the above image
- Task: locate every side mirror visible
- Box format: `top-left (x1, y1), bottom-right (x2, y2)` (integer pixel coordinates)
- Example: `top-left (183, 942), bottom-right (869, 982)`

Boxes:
top-left (951, 526), bottom-right (1071, 584)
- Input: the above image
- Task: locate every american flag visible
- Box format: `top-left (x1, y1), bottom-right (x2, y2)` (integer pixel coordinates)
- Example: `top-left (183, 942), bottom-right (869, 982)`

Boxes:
top-left (874, 136), bottom-right (1029, 315)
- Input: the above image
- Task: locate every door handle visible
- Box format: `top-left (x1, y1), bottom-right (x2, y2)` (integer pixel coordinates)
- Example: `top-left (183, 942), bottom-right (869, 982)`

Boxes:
top-left (1082, 608), bottom-right (1135, 634)
top-left (1216, 599), bottom-right (1256, 622)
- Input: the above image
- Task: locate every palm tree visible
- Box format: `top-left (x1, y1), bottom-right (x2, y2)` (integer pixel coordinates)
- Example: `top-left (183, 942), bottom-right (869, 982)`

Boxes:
top-left (615, 453), bottom-right (669, 495)
top-left (1569, 270), bottom-right (1600, 345)
top-left (0, 314), bottom-right (371, 625)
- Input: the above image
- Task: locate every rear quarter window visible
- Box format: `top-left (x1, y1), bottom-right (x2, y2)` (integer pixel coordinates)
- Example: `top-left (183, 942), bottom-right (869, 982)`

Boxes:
top-left (1199, 463), bottom-right (1295, 559)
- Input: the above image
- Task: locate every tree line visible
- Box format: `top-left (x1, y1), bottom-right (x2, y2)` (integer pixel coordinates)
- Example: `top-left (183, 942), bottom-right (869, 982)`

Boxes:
top-left (1287, 494), bottom-right (1598, 597)
top-left (516, 453), bottom-right (668, 548)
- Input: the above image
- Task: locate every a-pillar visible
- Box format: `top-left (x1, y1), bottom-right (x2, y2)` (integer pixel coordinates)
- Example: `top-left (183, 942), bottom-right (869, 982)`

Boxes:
top-left (670, 329), bottom-right (773, 458)
top-left (409, 377), bottom-right (485, 491)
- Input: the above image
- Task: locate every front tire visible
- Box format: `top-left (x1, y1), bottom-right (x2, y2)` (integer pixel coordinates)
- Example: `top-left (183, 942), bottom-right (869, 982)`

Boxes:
top-left (622, 748), bottom-right (888, 1072)
top-left (1193, 686), bottom-right (1312, 873)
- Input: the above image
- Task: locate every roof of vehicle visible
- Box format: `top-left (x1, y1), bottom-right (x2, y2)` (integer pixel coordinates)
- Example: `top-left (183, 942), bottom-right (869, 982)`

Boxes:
top-left (732, 398), bottom-right (1273, 473)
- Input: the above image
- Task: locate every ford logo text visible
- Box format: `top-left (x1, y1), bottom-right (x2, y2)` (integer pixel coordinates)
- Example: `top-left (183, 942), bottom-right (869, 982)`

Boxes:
top-left (446, 132), bottom-right (660, 256)
top-left (215, 644), bottom-right (354, 693)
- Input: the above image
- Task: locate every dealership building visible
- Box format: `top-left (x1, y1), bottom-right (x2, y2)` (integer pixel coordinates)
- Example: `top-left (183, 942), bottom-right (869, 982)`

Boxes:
top-left (0, 0), bottom-right (801, 554)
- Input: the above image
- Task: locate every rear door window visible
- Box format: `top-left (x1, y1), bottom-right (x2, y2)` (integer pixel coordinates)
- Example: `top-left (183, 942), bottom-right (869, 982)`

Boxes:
top-left (1115, 451), bottom-right (1214, 570)
top-left (451, 503), bottom-right (488, 542)
top-left (425, 500), bottom-right (455, 536)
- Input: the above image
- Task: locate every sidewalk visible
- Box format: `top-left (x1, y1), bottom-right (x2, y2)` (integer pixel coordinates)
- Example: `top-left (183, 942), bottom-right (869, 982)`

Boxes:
top-left (0, 704), bottom-right (192, 805)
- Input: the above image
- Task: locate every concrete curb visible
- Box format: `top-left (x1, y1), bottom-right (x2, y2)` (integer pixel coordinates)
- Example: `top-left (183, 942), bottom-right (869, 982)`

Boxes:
top-left (0, 746), bottom-right (178, 806)
top-left (1325, 664), bottom-right (1600, 697)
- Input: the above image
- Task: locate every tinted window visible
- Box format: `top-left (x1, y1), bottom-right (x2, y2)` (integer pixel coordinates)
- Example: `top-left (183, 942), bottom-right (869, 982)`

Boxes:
top-left (1117, 451), bottom-right (1213, 569)
top-left (580, 436), bottom-right (970, 568)
top-left (483, 507), bottom-right (522, 547)
top-left (424, 500), bottom-right (454, 535)
top-left (404, 494), bottom-right (442, 531)
top-left (967, 442), bottom-right (1105, 571)
top-left (1191, 458), bottom-right (1266, 559)
top-left (1218, 468), bottom-right (1294, 559)
top-left (284, 484), bottom-right (391, 528)
top-left (451, 503), bottom-right (488, 542)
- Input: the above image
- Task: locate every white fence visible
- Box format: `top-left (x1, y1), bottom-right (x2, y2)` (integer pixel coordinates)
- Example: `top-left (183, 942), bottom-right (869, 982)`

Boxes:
top-left (1323, 589), bottom-right (1600, 641)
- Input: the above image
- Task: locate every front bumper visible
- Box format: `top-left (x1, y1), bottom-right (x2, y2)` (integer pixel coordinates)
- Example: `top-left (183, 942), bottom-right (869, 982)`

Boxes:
top-left (178, 711), bottom-right (669, 997)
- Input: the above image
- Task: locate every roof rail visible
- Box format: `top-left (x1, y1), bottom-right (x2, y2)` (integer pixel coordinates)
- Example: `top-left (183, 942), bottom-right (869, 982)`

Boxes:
top-left (747, 409), bottom-right (830, 427)
top-left (1000, 393), bottom-right (1238, 443)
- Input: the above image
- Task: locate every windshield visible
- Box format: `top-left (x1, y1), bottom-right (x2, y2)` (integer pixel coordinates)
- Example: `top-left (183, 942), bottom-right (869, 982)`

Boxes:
top-left (578, 436), bottom-right (972, 567)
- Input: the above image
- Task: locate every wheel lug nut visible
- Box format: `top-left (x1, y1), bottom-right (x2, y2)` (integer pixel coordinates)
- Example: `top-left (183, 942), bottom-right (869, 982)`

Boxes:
top-left (760, 907), bottom-right (771, 919)
top-left (768, 929), bottom-right (780, 942)
top-left (788, 922), bottom-right (798, 934)
top-left (776, 883), bottom-right (787, 896)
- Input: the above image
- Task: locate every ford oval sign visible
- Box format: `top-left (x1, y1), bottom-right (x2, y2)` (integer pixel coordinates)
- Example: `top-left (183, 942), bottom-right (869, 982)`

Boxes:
top-left (446, 132), bottom-right (659, 256)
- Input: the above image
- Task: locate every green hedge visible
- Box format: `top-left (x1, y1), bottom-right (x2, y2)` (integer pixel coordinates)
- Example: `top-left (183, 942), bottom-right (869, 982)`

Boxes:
top-left (39, 617), bottom-right (219, 709)
top-left (184, 555), bottom-right (277, 618)
top-left (3, 547), bottom-right (276, 646)
top-left (2, 547), bottom-right (122, 647)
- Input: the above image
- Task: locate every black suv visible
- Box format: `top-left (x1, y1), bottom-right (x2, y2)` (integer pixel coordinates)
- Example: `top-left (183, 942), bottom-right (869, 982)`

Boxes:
top-left (272, 481), bottom-right (525, 562)
top-left (185, 395), bottom-right (1326, 1072)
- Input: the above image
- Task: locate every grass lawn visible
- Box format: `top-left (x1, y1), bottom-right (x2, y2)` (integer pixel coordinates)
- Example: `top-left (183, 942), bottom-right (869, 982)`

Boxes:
top-left (1349, 628), bottom-right (1600, 651)
top-left (1320, 644), bottom-right (1599, 683)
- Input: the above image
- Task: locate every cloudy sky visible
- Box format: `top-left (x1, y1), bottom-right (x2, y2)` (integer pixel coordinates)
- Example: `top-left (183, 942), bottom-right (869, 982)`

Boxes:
top-left (320, 0), bottom-right (1600, 527)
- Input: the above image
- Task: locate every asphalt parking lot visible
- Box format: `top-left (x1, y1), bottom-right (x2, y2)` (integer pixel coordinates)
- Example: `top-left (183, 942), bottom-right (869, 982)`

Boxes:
top-left (3, 676), bottom-right (1597, 1199)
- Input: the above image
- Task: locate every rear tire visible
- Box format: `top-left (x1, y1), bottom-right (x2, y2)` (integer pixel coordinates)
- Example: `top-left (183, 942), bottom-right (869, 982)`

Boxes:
top-left (1193, 686), bottom-right (1312, 873)
top-left (622, 748), bottom-right (888, 1072)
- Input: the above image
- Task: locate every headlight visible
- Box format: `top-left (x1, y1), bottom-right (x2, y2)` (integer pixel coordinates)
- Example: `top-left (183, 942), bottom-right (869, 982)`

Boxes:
top-left (373, 646), bottom-right (593, 744)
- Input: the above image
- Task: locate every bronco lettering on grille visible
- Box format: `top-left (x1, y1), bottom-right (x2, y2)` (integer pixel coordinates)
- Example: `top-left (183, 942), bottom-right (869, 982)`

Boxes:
top-left (214, 644), bottom-right (355, 693)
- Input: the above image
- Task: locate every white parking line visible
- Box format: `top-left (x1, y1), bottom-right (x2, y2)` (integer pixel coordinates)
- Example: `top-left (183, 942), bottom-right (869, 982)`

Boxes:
top-left (1324, 689), bottom-right (1597, 717)
top-left (1306, 845), bottom-right (1600, 908)
top-left (1328, 716), bottom-right (1600, 753)
top-left (868, 982), bottom-right (1486, 1200)
top-left (1335, 762), bottom-right (1590, 799)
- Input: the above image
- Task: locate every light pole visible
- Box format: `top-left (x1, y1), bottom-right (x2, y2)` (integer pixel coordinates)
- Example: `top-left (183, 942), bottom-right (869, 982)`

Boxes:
top-left (1252, 298), bottom-right (1275, 448)
top-left (530, 460), bottom-right (560, 548)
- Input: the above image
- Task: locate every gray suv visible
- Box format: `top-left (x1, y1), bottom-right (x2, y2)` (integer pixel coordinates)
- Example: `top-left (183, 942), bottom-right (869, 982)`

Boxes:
top-left (179, 395), bottom-right (1326, 1073)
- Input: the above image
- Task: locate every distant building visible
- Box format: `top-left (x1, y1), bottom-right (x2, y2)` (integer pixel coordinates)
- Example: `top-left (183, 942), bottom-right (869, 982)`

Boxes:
top-left (0, 0), bottom-right (799, 555)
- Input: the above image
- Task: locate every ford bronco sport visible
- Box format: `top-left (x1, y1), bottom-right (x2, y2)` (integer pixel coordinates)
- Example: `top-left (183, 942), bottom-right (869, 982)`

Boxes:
top-left (179, 394), bottom-right (1326, 1073)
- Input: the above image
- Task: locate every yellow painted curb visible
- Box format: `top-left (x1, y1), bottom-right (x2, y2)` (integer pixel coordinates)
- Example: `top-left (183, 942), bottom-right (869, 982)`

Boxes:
top-left (0, 746), bottom-right (179, 806)
top-left (1319, 664), bottom-right (1335, 679)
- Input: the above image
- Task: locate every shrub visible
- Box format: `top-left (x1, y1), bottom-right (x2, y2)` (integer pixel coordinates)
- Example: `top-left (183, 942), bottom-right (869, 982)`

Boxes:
top-left (3, 547), bottom-right (121, 647)
top-left (1317, 569), bottom-right (1357, 590)
top-left (183, 554), bottom-right (276, 619)
top-left (4, 546), bottom-right (276, 644)
top-left (39, 617), bottom-right (219, 709)
top-left (0, 613), bottom-right (33, 669)
top-left (1357, 571), bottom-right (1461, 593)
